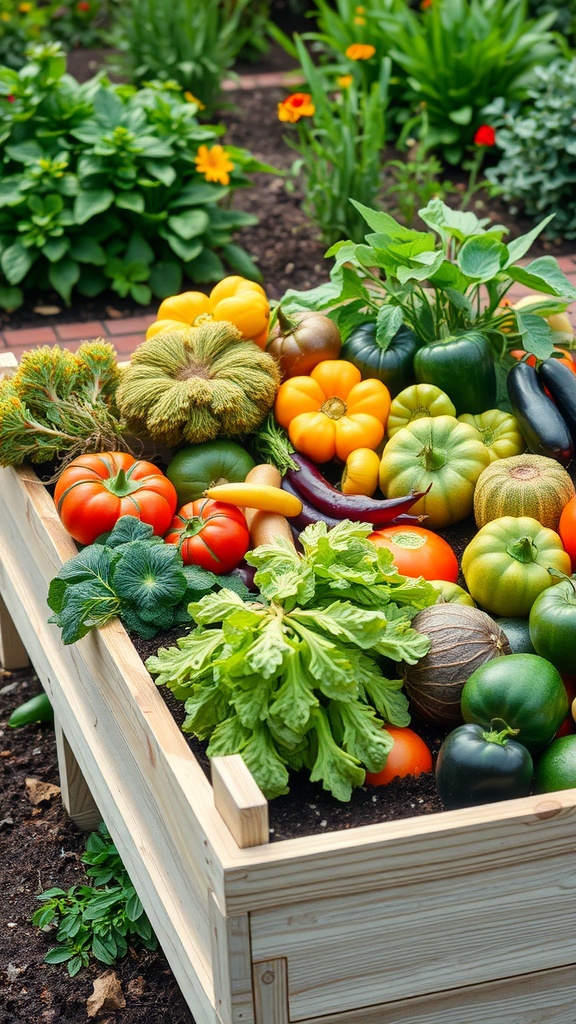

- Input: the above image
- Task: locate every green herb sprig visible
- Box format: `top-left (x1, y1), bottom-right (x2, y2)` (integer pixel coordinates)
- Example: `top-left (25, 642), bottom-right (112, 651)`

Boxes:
top-left (31, 824), bottom-right (157, 977)
top-left (147, 519), bottom-right (437, 802)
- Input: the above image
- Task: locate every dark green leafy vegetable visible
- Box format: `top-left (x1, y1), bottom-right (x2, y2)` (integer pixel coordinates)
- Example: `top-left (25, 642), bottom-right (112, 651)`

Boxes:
top-left (146, 519), bottom-right (437, 801)
top-left (47, 516), bottom-right (251, 644)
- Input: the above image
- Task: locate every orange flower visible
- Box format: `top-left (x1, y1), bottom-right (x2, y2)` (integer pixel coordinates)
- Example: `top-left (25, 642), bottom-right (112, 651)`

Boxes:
top-left (337, 74), bottom-right (354, 89)
top-left (345, 43), bottom-right (376, 61)
top-left (184, 91), bottom-right (206, 110)
top-left (277, 92), bottom-right (315, 123)
top-left (421, 0), bottom-right (433, 7)
top-left (353, 15), bottom-right (366, 24)
top-left (194, 145), bottom-right (234, 185)
top-left (18, 2), bottom-right (32, 10)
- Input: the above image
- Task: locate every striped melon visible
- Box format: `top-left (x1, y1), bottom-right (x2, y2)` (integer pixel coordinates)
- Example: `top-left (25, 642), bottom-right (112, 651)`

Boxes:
top-left (473, 454), bottom-right (575, 531)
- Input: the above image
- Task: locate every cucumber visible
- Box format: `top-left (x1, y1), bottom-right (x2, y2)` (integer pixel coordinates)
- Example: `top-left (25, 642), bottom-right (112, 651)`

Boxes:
top-left (8, 692), bottom-right (54, 728)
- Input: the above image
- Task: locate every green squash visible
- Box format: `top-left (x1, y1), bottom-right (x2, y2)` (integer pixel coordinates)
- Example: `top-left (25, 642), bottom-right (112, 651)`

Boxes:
top-left (340, 322), bottom-right (420, 396)
top-left (166, 440), bottom-right (255, 506)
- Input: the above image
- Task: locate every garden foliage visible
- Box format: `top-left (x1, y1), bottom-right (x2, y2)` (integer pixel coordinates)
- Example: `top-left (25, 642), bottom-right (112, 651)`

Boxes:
top-left (0, 43), bottom-right (274, 312)
top-left (484, 59), bottom-right (576, 240)
top-left (0, 0), bottom-right (110, 69)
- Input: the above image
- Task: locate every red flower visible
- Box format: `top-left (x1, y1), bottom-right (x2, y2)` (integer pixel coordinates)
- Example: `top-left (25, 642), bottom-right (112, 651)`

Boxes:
top-left (77, 1), bottom-right (91, 10)
top-left (473, 124), bottom-right (496, 147)
top-left (6, 95), bottom-right (15, 103)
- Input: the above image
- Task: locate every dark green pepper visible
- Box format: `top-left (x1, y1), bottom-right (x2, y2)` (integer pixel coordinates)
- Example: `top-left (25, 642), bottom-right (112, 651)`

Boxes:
top-left (340, 322), bottom-right (420, 397)
top-left (435, 722), bottom-right (533, 809)
top-left (165, 440), bottom-right (255, 506)
top-left (413, 330), bottom-right (497, 415)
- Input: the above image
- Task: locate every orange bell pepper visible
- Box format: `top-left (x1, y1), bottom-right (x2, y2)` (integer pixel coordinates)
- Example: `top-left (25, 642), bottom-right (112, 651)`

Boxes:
top-left (146, 275), bottom-right (270, 346)
top-left (274, 359), bottom-right (391, 463)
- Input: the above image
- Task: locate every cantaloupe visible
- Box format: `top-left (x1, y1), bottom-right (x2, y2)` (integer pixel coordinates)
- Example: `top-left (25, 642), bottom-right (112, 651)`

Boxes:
top-left (473, 454), bottom-right (575, 531)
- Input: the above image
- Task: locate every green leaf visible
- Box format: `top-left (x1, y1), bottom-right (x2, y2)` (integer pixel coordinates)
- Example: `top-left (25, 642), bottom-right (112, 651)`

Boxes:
top-left (167, 209), bottom-right (209, 240)
top-left (1, 241), bottom-right (34, 284)
top-left (74, 189), bottom-right (115, 225)
top-left (45, 946), bottom-right (74, 964)
top-left (49, 257), bottom-right (81, 305)
top-left (507, 256), bottom-right (576, 299)
top-left (457, 235), bottom-right (507, 282)
top-left (111, 542), bottom-right (187, 613)
top-left (238, 721), bottom-right (290, 799)
top-left (116, 192), bottom-right (146, 213)
top-left (515, 310), bottom-right (555, 360)
top-left (308, 706), bottom-right (365, 802)
top-left (361, 674), bottom-right (411, 727)
top-left (329, 699), bottom-right (393, 773)
top-left (504, 215), bottom-right (556, 265)
top-left (268, 647), bottom-right (319, 734)
top-left (448, 105), bottom-right (472, 125)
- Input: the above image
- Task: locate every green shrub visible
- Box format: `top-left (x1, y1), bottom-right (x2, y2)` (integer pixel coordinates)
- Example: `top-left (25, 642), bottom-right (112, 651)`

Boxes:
top-left (484, 59), bottom-right (576, 240)
top-left (527, 0), bottom-right (576, 43)
top-left (0, 43), bottom-right (275, 312)
top-left (0, 1), bottom-right (111, 69)
top-left (108, 0), bottom-right (262, 117)
top-left (381, 0), bottom-right (560, 163)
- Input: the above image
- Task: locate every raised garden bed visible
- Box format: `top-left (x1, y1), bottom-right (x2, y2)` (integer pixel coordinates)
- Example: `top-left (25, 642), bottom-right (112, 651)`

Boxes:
top-left (1, 352), bottom-right (576, 1024)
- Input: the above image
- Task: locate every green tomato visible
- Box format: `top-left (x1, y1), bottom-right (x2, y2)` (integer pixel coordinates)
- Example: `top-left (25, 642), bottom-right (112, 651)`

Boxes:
top-left (529, 576), bottom-right (576, 675)
top-left (461, 515), bottom-right (571, 617)
top-left (430, 580), bottom-right (476, 606)
top-left (165, 440), bottom-right (255, 506)
top-left (379, 414), bottom-right (490, 528)
top-left (460, 653), bottom-right (568, 752)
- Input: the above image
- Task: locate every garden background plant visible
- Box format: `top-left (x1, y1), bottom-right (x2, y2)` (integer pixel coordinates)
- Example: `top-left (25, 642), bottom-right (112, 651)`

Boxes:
top-left (0, 43), bottom-right (276, 312)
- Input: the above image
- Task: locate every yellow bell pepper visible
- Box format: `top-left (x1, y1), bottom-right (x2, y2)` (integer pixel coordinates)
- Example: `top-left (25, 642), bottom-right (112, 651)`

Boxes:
top-left (274, 360), bottom-right (391, 463)
top-left (146, 275), bottom-right (270, 346)
top-left (340, 447), bottom-right (381, 496)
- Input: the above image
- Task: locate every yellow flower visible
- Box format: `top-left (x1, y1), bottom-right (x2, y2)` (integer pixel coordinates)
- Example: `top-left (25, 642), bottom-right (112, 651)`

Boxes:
top-left (18, 2), bottom-right (32, 11)
top-left (184, 91), bottom-right (205, 110)
top-left (345, 43), bottom-right (376, 61)
top-left (355, 5), bottom-right (366, 11)
top-left (194, 145), bottom-right (234, 186)
top-left (353, 16), bottom-right (366, 25)
top-left (337, 74), bottom-right (354, 89)
top-left (1, 11), bottom-right (11, 19)
top-left (277, 92), bottom-right (315, 124)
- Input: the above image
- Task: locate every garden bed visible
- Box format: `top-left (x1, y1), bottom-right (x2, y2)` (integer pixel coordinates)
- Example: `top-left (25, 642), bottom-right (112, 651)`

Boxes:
top-left (2, 424), bottom-right (576, 1024)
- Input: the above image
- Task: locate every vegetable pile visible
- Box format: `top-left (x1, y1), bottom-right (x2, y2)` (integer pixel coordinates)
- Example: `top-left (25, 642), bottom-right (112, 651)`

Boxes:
top-left (4, 235), bottom-right (576, 814)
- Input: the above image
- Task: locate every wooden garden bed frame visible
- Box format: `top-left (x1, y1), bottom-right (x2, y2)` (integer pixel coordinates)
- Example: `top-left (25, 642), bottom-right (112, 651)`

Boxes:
top-left (1, 354), bottom-right (576, 1024)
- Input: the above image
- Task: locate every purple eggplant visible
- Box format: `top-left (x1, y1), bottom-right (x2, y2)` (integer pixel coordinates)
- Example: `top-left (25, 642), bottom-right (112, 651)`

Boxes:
top-left (284, 452), bottom-right (430, 525)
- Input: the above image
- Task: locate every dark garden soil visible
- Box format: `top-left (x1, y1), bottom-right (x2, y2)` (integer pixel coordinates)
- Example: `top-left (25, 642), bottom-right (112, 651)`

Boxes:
top-left (2, 29), bottom-right (576, 1024)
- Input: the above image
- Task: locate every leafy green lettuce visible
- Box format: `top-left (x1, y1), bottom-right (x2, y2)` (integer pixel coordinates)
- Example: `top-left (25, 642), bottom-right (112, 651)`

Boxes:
top-left (146, 520), bottom-right (437, 802)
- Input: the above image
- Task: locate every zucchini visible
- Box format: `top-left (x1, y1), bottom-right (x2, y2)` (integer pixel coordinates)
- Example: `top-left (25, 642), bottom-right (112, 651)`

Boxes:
top-left (538, 358), bottom-right (576, 445)
top-left (506, 361), bottom-right (574, 467)
top-left (8, 691), bottom-right (54, 728)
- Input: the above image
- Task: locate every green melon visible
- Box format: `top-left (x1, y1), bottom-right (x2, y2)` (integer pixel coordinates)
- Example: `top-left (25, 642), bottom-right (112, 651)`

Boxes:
top-left (473, 454), bottom-right (575, 531)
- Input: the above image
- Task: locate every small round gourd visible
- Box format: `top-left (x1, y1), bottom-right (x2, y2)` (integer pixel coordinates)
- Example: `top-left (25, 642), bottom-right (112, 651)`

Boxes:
top-left (473, 454), bottom-right (575, 532)
top-left (403, 604), bottom-right (512, 726)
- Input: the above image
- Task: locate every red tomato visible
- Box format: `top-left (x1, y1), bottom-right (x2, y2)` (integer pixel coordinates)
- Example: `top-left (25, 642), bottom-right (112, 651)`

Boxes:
top-left (559, 497), bottom-right (576, 569)
top-left (165, 498), bottom-right (250, 574)
top-left (365, 726), bottom-right (433, 786)
top-left (54, 451), bottom-right (178, 545)
top-left (368, 525), bottom-right (458, 582)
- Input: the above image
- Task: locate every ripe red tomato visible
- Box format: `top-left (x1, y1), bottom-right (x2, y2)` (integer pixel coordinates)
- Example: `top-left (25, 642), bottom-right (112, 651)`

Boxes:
top-left (365, 726), bottom-right (433, 786)
top-left (559, 497), bottom-right (576, 569)
top-left (165, 498), bottom-right (250, 574)
top-left (54, 451), bottom-right (178, 545)
top-left (368, 524), bottom-right (458, 582)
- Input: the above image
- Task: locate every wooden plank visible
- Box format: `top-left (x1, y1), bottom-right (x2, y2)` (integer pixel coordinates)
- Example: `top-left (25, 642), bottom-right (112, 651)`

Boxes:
top-left (219, 791), bottom-right (576, 914)
top-left (0, 594), bottom-right (29, 669)
top-left (0, 463), bottom-right (242, 1024)
top-left (209, 893), bottom-right (255, 1024)
top-left (252, 959), bottom-right (289, 1024)
top-left (54, 719), bottom-right (102, 832)
top-left (212, 756), bottom-right (269, 849)
top-left (281, 963), bottom-right (576, 1024)
top-left (0, 351), bottom-right (17, 377)
top-left (249, 846), bottom-right (576, 1018)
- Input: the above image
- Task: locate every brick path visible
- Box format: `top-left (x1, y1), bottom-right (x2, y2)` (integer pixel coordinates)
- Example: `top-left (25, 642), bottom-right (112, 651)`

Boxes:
top-left (0, 62), bottom-right (575, 361)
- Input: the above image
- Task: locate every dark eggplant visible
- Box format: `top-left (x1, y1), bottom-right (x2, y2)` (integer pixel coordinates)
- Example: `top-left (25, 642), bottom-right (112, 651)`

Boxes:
top-left (281, 475), bottom-right (342, 530)
top-left (538, 358), bottom-right (576, 445)
top-left (506, 360), bottom-right (573, 466)
top-left (284, 452), bottom-right (430, 525)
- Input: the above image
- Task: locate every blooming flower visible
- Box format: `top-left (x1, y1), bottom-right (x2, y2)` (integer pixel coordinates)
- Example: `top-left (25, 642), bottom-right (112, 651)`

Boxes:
top-left (421, 0), bottom-right (433, 8)
top-left (353, 15), bottom-right (366, 24)
top-left (277, 92), bottom-right (315, 123)
top-left (18, 2), bottom-right (32, 11)
top-left (337, 74), bottom-right (354, 89)
top-left (345, 43), bottom-right (376, 61)
top-left (77, 1), bottom-right (91, 11)
top-left (194, 145), bottom-right (234, 185)
top-left (473, 124), bottom-right (496, 147)
top-left (184, 91), bottom-right (206, 110)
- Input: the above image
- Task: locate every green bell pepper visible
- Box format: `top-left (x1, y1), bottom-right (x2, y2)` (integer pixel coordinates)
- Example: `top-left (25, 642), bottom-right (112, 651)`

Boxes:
top-left (435, 722), bottom-right (533, 810)
top-left (413, 330), bottom-right (497, 415)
